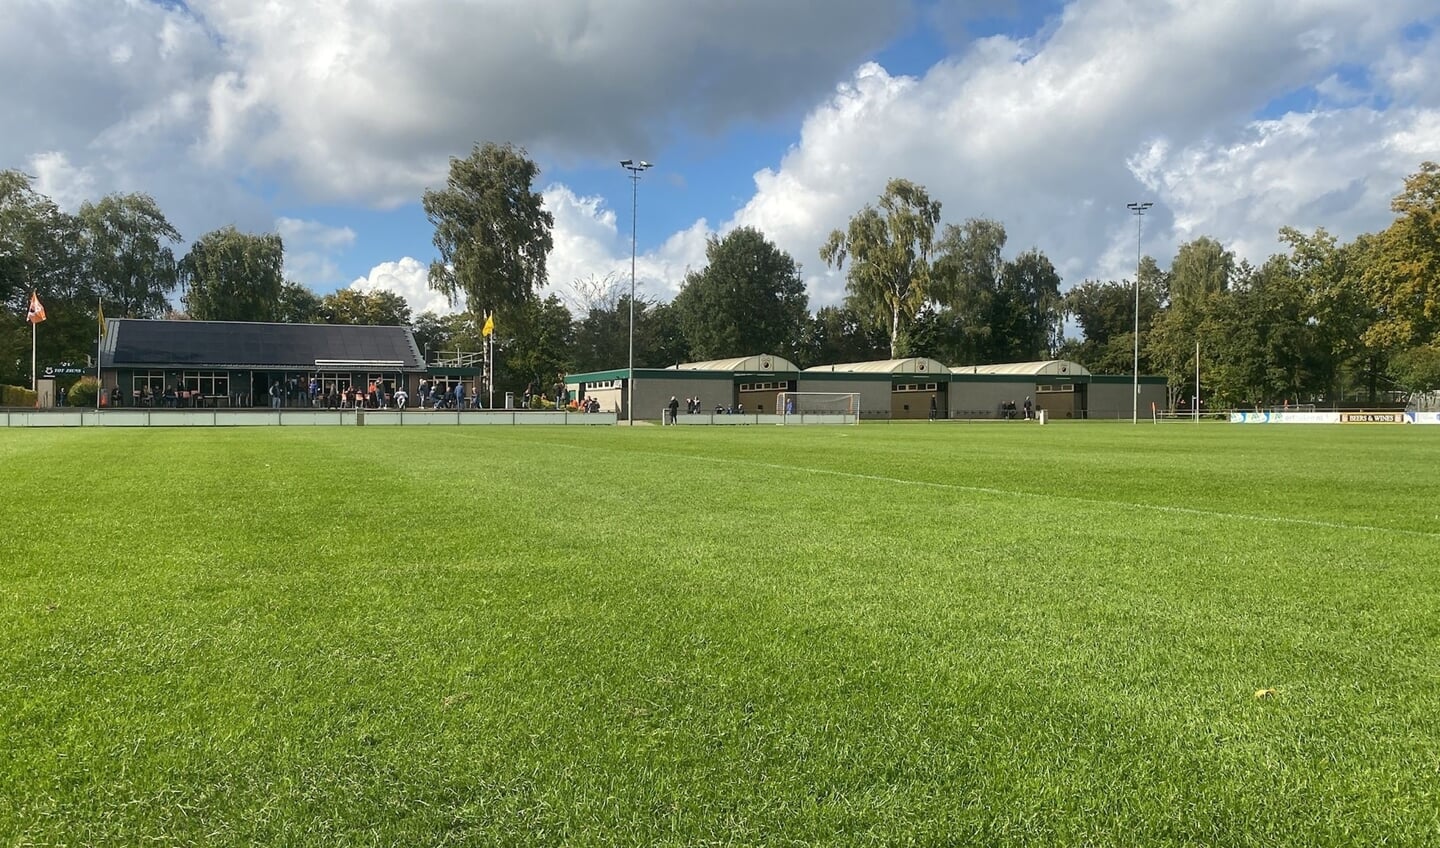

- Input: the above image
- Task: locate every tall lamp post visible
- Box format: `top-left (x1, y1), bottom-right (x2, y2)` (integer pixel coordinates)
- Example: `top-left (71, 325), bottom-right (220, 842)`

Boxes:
top-left (1127, 201), bottom-right (1153, 424)
top-left (621, 159), bottom-right (652, 424)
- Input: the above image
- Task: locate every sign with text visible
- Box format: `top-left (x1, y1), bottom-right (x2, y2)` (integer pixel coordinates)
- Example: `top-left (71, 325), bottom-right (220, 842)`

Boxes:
top-left (1340, 411), bottom-right (1405, 424)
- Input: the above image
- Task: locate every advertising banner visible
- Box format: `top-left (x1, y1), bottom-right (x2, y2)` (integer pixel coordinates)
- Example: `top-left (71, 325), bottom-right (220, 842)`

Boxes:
top-left (1340, 411), bottom-right (1405, 424)
top-left (1229, 411), bottom-right (1339, 424)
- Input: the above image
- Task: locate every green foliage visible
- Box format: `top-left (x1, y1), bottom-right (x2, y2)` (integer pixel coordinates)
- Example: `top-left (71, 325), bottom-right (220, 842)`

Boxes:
top-left (3, 426), bottom-right (1440, 845)
top-left (78, 193), bottom-right (181, 318)
top-left (424, 142), bottom-right (554, 316)
top-left (1388, 344), bottom-right (1440, 394)
top-left (67, 376), bottom-right (99, 407)
top-left (1362, 161), bottom-right (1440, 349)
top-left (569, 276), bottom-right (633, 373)
top-left (179, 226), bottom-right (285, 321)
top-left (822, 178), bottom-right (942, 358)
top-left (796, 304), bottom-right (889, 367)
top-left (496, 294), bottom-right (573, 393)
top-left (276, 282), bottom-right (322, 323)
top-left (319, 288), bottom-right (412, 326)
top-left (673, 227), bottom-right (808, 361)
top-left (1, 383), bottom-right (36, 407)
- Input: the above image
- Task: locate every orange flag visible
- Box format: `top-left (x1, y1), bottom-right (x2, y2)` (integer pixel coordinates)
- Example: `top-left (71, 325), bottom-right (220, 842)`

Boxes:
top-left (27, 292), bottom-right (46, 324)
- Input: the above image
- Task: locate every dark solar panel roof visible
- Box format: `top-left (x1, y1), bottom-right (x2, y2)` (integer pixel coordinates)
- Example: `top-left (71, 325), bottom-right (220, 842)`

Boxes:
top-left (102, 319), bottom-right (426, 370)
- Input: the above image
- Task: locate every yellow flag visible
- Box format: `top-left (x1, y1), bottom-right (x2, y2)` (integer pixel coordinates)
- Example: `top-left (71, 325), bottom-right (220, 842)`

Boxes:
top-left (98, 302), bottom-right (107, 338)
top-left (482, 313), bottom-right (494, 338)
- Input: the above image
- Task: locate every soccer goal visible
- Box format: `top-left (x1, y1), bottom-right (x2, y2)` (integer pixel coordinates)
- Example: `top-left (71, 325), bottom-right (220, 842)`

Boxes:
top-left (776, 391), bottom-right (861, 425)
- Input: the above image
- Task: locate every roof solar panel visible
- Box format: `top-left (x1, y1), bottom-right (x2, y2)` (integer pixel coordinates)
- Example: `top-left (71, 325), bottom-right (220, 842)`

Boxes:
top-left (105, 320), bottom-right (426, 370)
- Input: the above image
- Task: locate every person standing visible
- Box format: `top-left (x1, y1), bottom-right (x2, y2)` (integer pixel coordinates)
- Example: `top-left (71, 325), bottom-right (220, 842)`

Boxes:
top-left (668, 396), bottom-right (680, 425)
top-left (929, 395), bottom-right (938, 420)
top-left (1023, 396), bottom-right (1033, 420)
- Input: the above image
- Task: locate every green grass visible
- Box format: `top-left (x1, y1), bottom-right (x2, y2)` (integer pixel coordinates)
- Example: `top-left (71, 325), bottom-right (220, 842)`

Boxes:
top-left (3, 422), bottom-right (1439, 846)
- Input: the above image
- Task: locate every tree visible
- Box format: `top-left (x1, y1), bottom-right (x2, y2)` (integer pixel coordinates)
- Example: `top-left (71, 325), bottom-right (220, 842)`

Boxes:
top-left (638, 300), bottom-right (689, 368)
top-left (1389, 344), bottom-right (1440, 396)
top-left (929, 218), bottom-right (1007, 363)
top-left (570, 282), bottom-right (633, 373)
top-left (423, 142), bottom-right (554, 318)
top-left (320, 288), bottom-right (413, 326)
top-left (1149, 238), bottom-right (1234, 406)
top-left (796, 305), bottom-right (889, 368)
top-left (0, 171), bottom-right (89, 383)
top-left (821, 179), bottom-right (942, 358)
top-left (1362, 161), bottom-right (1440, 349)
top-left (989, 249), bottom-right (1063, 361)
top-left (1278, 226), bottom-right (1370, 402)
top-left (672, 227), bottom-right (808, 360)
top-left (179, 227), bottom-right (285, 322)
top-left (496, 294), bottom-right (573, 396)
top-left (277, 282), bottom-right (322, 324)
top-left (1200, 255), bottom-right (1316, 408)
top-left (410, 310), bottom-right (456, 362)
top-left (77, 193), bottom-right (181, 318)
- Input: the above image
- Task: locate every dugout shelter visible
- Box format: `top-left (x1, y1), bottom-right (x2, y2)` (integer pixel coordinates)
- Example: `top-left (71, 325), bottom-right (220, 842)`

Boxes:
top-left (946, 359), bottom-right (1167, 419)
top-left (566, 354), bottom-right (799, 420)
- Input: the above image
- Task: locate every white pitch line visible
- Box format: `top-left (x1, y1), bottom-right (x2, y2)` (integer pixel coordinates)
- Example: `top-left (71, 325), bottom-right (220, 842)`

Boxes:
top-left (671, 450), bottom-right (1440, 542)
top-left (523, 437), bottom-right (1439, 541)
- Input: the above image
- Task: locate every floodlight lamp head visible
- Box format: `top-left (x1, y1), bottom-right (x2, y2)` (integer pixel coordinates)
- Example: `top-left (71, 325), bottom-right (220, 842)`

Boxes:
top-left (620, 159), bottom-right (633, 167)
top-left (639, 161), bottom-right (652, 169)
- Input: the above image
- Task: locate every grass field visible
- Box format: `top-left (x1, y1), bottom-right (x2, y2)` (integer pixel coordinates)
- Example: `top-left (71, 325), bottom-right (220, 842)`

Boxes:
top-left (3, 422), bottom-right (1439, 846)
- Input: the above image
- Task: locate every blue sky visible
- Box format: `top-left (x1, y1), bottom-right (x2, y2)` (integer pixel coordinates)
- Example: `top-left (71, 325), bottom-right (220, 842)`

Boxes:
top-left (4, 0), bottom-right (1438, 318)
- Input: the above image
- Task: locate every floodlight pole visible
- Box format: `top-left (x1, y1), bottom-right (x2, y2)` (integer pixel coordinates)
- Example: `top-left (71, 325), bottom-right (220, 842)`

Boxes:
top-left (621, 159), bottom-right (652, 424)
top-left (1127, 201), bottom-right (1153, 424)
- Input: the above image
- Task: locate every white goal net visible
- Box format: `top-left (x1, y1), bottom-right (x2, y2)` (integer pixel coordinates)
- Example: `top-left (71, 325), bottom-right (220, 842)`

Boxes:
top-left (776, 392), bottom-right (860, 424)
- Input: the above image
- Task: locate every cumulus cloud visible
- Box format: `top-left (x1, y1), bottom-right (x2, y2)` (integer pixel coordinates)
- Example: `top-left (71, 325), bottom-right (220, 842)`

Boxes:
top-left (28, 151), bottom-right (96, 212)
top-left (542, 185), bottom-right (708, 310)
top-left (277, 217), bottom-right (357, 288)
top-left (177, 0), bottom-right (912, 202)
top-left (349, 257), bottom-right (454, 317)
top-left (4, 0), bottom-right (1439, 318)
top-left (721, 0), bottom-right (1440, 304)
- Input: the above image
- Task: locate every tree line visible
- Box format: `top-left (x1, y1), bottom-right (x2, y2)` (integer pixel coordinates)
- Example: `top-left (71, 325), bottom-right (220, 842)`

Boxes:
top-left (5, 148), bottom-right (1439, 406)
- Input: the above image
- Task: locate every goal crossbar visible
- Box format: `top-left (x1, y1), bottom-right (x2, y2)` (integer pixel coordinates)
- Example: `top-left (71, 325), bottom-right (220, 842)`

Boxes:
top-left (776, 391), bottom-right (860, 425)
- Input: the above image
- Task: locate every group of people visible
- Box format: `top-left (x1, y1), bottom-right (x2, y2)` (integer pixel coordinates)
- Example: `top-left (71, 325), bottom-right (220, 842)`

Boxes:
top-left (668, 395), bottom-right (749, 423)
top-left (261, 378), bottom-right (478, 410)
top-left (1000, 396), bottom-right (1035, 420)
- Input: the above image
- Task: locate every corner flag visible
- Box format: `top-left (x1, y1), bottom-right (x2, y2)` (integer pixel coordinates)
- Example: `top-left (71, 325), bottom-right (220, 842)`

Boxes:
top-left (98, 302), bottom-right (107, 338)
top-left (482, 313), bottom-right (494, 337)
top-left (27, 292), bottom-right (46, 324)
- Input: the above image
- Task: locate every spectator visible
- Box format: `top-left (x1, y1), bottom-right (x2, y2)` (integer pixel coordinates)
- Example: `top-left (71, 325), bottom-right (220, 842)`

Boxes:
top-left (668, 396), bottom-right (680, 425)
top-left (395, 387), bottom-right (408, 409)
top-left (1023, 396), bottom-right (1033, 420)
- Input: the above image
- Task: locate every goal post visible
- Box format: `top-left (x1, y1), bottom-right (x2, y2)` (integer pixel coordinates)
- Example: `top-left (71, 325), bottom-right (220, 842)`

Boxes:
top-left (776, 391), bottom-right (860, 425)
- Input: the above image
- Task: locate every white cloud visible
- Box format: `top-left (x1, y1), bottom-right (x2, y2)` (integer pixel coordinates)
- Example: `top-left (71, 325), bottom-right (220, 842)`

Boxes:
top-left (3, 0), bottom-right (1439, 320)
top-left (542, 185), bottom-right (708, 310)
top-left (28, 151), bottom-right (95, 212)
top-left (719, 0), bottom-right (1440, 304)
top-left (277, 217), bottom-right (357, 288)
top-left (350, 257), bottom-right (454, 317)
top-left (176, 0), bottom-right (911, 202)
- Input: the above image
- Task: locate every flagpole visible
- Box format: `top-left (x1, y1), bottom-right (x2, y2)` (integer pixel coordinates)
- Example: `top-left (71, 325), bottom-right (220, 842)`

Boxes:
top-left (97, 299), bottom-right (104, 411)
top-left (31, 318), bottom-right (37, 391)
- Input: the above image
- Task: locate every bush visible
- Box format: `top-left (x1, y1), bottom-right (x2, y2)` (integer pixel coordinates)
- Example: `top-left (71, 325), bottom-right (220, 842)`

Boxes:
top-left (68, 377), bottom-right (100, 408)
top-left (528, 395), bottom-right (556, 410)
top-left (1, 384), bottom-right (37, 408)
